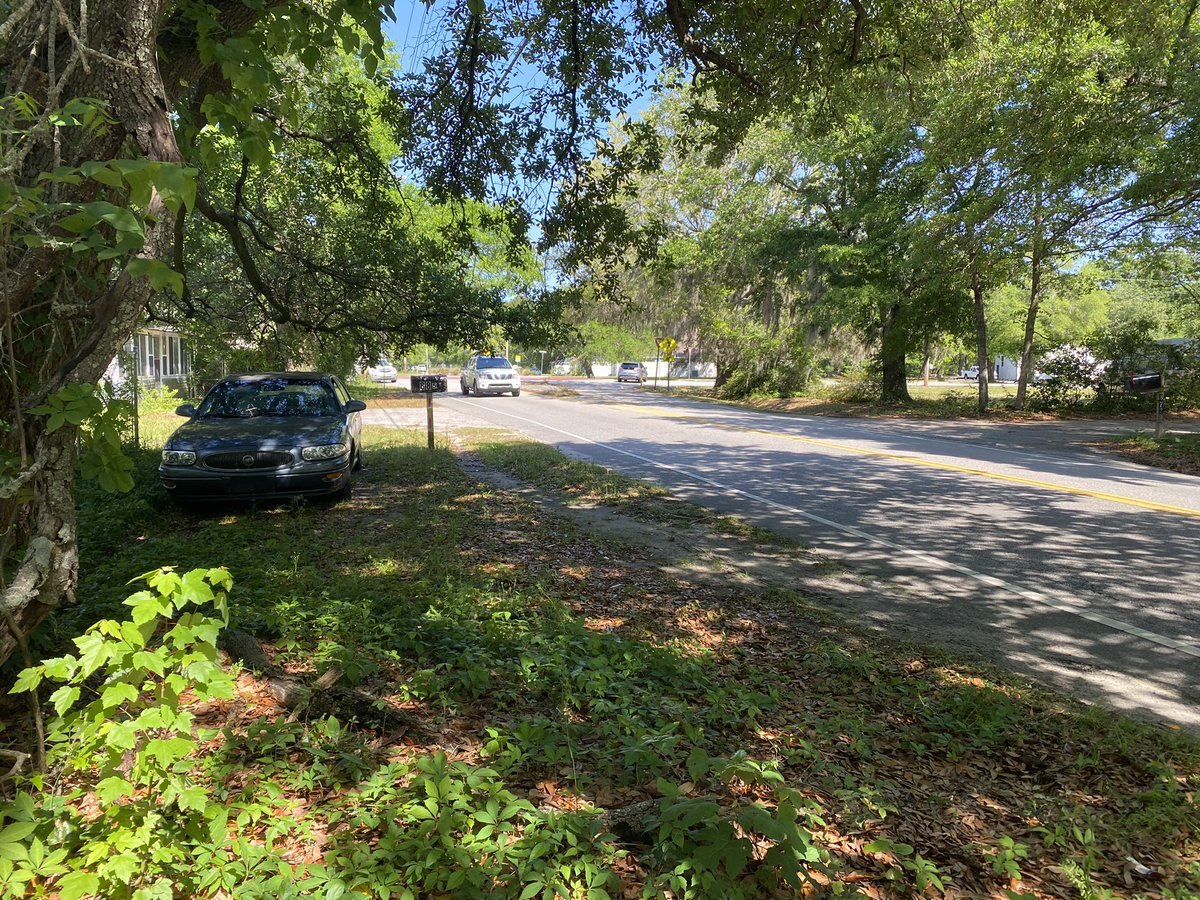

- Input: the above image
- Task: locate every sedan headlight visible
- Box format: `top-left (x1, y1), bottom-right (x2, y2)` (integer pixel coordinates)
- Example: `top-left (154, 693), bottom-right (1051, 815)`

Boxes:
top-left (161, 450), bottom-right (196, 466)
top-left (302, 442), bottom-right (349, 461)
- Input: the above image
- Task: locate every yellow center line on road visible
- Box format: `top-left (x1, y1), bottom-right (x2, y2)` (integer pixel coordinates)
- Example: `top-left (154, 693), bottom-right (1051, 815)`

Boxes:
top-left (601, 402), bottom-right (1200, 520)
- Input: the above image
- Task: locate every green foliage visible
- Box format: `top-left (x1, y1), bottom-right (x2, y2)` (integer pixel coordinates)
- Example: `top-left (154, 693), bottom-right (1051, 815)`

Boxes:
top-left (983, 834), bottom-right (1030, 881)
top-left (135, 385), bottom-right (186, 414)
top-left (3, 567), bottom-right (235, 898)
top-left (30, 383), bottom-right (136, 492)
top-left (648, 752), bottom-right (834, 897)
top-left (323, 753), bottom-right (618, 898)
top-left (10, 154), bottom-right (195, 288)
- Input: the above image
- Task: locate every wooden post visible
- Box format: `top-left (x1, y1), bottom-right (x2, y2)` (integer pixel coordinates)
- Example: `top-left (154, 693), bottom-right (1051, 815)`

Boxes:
top-left (426, 392), bottom-right (435, 449)
top-left (1155, 389), bottom-right (1165, 440)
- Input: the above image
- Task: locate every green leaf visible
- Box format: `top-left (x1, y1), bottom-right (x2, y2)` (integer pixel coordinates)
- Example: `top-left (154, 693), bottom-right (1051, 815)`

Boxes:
top-left (179, 569), bottom-right (217, 606)
top-left (132, 650), bottom-right (166, 677)
top-left (126, 258), bottom-right (184, 299)
top-left (41, 655), bottom-right (78, 680)
top-left (145, 737), bottom-right (195, 767)
top-left (107, 722), bottom-right (139, 751)
top-left (75, 631), bottom-right (110, 678)
top-left (0, 822), bottom-right (36, 844)
top-left (58, 870), bottom-right (100, 900)
top-left (101, 682), bottom-right (140, 709)
top-left (104, 853), bottom-right (140, 884)
top-left (176, 785), bottom-right (208, 812)
top-left (10, 666), bottom-right (43, 694)
top-left (81, 161), bottom-right (126, 190)
top-left (57, 210), bottom-right (99, 233)
top-left (152, 164), bottom-right (198, 214)
top-left (49, 685), bottom-right (80, 716)
top-left (95, 776), bottom-right (135, 804)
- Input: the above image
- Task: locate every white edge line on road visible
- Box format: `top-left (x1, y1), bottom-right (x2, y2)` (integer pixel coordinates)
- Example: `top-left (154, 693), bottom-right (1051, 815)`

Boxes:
top-left (449, 397), bottom-right (1200, 659)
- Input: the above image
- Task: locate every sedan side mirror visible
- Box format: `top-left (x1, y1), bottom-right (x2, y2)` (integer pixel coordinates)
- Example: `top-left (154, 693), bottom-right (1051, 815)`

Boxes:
top-left (175, 404), bottom-right (197, 417)
top-left (343, 399), bottom-right (367, 413)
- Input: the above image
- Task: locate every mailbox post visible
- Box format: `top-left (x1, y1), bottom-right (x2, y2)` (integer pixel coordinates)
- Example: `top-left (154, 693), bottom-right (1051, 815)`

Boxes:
top-left (411, 374), bottom-right (447, 449)
top-left (1125, 373), bottom-right (1166, 439)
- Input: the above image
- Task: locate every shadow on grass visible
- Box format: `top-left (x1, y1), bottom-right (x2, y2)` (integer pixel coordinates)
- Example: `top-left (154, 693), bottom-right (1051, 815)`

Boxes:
top-left (29, 424), bottom-right (1199, 897)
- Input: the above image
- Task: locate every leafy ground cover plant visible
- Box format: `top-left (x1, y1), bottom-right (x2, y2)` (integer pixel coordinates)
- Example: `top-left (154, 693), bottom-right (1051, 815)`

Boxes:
top-left (2, 567), bottom-right (236, 899)
top-left (0, 425), bottom-right (1196, 897)
top-left (1108, 433), bottom-right (1200, 477)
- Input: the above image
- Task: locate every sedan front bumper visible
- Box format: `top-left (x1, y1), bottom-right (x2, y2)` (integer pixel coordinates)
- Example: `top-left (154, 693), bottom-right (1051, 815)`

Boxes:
top-left (159, 457), bottom-right (352, 500)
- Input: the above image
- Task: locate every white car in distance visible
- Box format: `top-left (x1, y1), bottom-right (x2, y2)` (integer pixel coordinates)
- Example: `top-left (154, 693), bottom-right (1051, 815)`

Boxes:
top-left (365, 357), bottom-right (398, 383)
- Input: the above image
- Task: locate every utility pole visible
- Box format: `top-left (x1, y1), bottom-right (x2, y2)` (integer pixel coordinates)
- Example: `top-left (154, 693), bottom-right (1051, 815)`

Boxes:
top-left (539, 350), bottom-right (546, 373)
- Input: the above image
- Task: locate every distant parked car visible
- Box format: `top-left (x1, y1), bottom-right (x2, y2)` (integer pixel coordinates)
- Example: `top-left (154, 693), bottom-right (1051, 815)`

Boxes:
top-left (961, 365), bottom-right (981, 380)
top-left (413, 363), bottom-right (428, 373)
top-left (365, 357), bottom-right (397, 382)
top-left (1032, 371), bottom-right (1055, 384)
top-left (159, 372), bottom-right (365, 503)
top-left (616, 362), bottom-right (647, 383)
top-left (461, 356), bottom-right (522, 396)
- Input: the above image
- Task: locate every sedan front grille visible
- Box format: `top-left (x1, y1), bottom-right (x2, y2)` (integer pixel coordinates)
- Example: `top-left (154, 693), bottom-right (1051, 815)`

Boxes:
top-left (204, 450), bottom-right (293, 470)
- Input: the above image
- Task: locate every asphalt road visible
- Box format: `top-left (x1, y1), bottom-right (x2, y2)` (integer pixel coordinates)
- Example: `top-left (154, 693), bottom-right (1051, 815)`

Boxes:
top-left (370, 380), bottom-right (1200, 729)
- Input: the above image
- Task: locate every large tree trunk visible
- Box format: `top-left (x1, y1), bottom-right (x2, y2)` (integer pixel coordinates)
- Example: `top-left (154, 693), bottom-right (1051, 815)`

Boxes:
top-left (1014, 252), bottom-right (1042, 409)
top-left (970, 265), bottom-right (990, 414)
top-left (921, 329), bottom-right (932, 387)
top-left (1015, 194), bottom-right (1045, 409)
top-left (878, 299), bottom-right (910, 404)
top-left (0, 0), bottom-right (197, 666)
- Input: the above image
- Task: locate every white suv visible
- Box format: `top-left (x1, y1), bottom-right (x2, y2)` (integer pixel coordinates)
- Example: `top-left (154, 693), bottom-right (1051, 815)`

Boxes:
top-left (616, 362), bottom-right (646, 383)
top-left (461, 356), bottom-right (521, 396)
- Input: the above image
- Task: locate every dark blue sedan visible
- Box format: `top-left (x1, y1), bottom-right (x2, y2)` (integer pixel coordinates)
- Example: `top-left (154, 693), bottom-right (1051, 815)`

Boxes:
top-left (159, 373), bottom-right (366, 502)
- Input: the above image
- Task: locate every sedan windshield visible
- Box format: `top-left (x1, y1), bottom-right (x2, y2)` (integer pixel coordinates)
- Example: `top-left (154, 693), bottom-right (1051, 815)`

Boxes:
top-left (198, 378), bottom-right (338, 417)
top-left (476, 357), bottom-right (512, 369)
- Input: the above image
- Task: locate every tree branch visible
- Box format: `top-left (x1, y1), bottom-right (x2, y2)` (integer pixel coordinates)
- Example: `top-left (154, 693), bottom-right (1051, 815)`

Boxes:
top-left (193, 192), bottom-right (282, 317)
top-left (664, 0), bottom-right (761, 94)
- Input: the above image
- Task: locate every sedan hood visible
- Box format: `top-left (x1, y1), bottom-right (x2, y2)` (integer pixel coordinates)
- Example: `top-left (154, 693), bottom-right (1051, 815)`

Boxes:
top-left (167, 416), bottom-right (346, 451)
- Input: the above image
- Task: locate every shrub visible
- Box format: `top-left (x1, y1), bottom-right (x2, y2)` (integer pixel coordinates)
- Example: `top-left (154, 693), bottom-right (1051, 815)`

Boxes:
top-left (2, 567), bottom-right (236, 899)
top-left (137, 385), bottom-right (186, 413)
top-left (1028, 345), bottom-right (1107, 410)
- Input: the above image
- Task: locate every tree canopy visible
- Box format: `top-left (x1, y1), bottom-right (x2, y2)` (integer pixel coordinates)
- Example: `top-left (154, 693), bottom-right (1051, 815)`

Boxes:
top-left (4, 0), bottom-right (1200, 662)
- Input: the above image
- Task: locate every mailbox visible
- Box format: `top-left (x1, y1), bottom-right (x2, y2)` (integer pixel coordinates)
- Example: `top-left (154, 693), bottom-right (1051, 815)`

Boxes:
top-left (1125, 373), bottom-right (1163, 393)
top-left (411, 374), bottom-right (447, 394)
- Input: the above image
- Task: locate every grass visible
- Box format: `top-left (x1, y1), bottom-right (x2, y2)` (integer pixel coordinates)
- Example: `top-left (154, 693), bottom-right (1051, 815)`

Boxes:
top-left (4, 423), bottom-right (1198, 897)
top-left (527, 383), bottom-right (581, 398)
top-left (1108, 432), bottom-right (1200, 476)
top-left (461, 433), bottom-right (798, 546)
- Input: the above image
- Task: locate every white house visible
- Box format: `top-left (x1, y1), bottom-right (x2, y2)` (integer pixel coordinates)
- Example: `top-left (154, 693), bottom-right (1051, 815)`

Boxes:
top-left (105, 326), bottom-right (192, 392)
